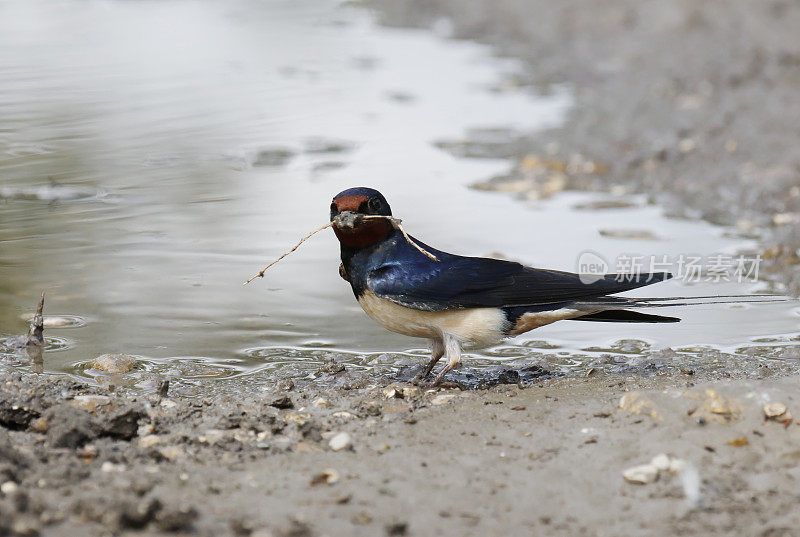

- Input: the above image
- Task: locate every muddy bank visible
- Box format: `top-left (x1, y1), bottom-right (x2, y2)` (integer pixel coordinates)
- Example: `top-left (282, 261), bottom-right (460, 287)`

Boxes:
top-left (370, 0), bottom-right (800, 292)
top-left (2, 363), bottom-right (800, 536)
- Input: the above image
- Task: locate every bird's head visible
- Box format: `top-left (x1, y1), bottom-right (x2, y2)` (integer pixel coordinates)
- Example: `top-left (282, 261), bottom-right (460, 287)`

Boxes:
top-left (330, 187), bottom-right (394, 248)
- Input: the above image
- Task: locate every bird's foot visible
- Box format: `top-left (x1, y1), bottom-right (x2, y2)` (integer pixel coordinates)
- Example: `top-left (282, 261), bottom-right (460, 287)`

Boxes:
top-left (412, 352), bottom-right (443, 385)
top-left (424, 366), bottom-right (452, 389)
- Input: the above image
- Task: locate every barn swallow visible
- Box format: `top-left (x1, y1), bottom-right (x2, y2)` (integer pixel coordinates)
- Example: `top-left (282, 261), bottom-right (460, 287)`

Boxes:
top-left (330, 187), bottom-right (679, 386)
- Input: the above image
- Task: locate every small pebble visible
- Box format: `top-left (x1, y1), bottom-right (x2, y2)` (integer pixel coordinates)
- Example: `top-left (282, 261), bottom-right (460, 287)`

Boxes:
top-left (329, 432), bottom-right (353, 451)
top-left (1, 481), bottom-right (18, 495)
top-left (269, 396), bottom-right (294, 410)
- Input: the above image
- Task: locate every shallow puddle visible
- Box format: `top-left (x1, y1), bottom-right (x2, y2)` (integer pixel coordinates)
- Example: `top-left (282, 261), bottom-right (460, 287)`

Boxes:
top-left (0, 0), bottom-right (798, 386)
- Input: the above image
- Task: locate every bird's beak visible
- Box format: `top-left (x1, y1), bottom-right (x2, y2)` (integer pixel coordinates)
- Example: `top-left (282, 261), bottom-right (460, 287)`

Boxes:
top-left (332, 211), bottom-right (363, 230)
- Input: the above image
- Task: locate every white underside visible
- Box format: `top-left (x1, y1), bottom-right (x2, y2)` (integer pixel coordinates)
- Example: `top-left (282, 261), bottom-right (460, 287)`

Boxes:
top-left (358, 291), bottom-right (589, 348)
top-left (358, 291), bottom-right (507, 348)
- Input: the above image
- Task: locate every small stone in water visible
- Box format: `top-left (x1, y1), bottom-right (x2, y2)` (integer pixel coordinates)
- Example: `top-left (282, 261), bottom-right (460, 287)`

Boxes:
top-left (328, 432), bottom-right (353, 451)
top-left (88, 354), bottom-right (137, 374)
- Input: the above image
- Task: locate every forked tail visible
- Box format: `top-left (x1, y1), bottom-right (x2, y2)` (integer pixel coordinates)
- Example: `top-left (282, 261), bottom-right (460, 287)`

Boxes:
top-left (570, 294), bottom-right (793, 324)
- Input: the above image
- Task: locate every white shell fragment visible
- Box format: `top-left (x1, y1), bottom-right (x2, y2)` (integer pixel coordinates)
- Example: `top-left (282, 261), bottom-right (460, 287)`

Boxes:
top-left (763, 402), bottom-right (787, 418)
top-left (622, 453), bottom-right (697, 507)
top-left (650, 453), bottom-right (671, 472)
top-left (328, 432), bottom-right (353, 452)
top-left (622, 464), bottom-right (659, 484)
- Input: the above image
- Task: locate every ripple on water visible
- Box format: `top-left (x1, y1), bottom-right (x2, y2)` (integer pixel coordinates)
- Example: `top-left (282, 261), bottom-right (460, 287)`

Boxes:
top-left (19, 314), bottom-right (87, 329)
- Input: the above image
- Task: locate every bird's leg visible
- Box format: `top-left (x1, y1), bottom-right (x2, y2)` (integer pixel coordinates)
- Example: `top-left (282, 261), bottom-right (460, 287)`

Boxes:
top-left (412, 338), bottom-right (444, 384)
top-left (430, 333), bottom-right (461, 387)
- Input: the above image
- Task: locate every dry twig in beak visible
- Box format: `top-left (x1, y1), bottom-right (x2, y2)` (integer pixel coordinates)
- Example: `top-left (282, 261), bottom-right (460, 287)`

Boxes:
top-left (243, 215), bottom-right (438, 285)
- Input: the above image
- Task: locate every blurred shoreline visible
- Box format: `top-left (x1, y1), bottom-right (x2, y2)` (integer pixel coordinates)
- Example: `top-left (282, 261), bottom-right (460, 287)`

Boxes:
top-left (370, 0), bottom-right (800, 293)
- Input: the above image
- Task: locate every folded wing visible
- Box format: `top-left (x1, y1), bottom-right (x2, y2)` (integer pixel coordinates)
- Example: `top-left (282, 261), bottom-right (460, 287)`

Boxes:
top-left (367, 245), bottom-right (672, 312)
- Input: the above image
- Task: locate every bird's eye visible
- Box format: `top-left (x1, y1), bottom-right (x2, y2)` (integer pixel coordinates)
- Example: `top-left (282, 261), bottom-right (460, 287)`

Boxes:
top-left (368, 198), bottom-right (381, 212)
top-left (329, 202), bottom-right (338, 219)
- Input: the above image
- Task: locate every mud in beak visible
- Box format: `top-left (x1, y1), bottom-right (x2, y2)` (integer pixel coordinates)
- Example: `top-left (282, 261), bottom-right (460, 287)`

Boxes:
top-left (332, 210), bottom-right (364, 230)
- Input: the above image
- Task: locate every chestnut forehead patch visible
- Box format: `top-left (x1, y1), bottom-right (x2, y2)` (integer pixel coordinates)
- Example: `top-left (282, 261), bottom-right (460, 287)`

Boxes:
top-left (333, 194), bottom-right (368, 212)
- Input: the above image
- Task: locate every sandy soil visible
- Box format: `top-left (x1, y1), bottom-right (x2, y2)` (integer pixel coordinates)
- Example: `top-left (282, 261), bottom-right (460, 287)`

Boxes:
top-left (3, 0), bottom-right (800, 535)
top-left (2, 364), bottom-right (800, 537)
